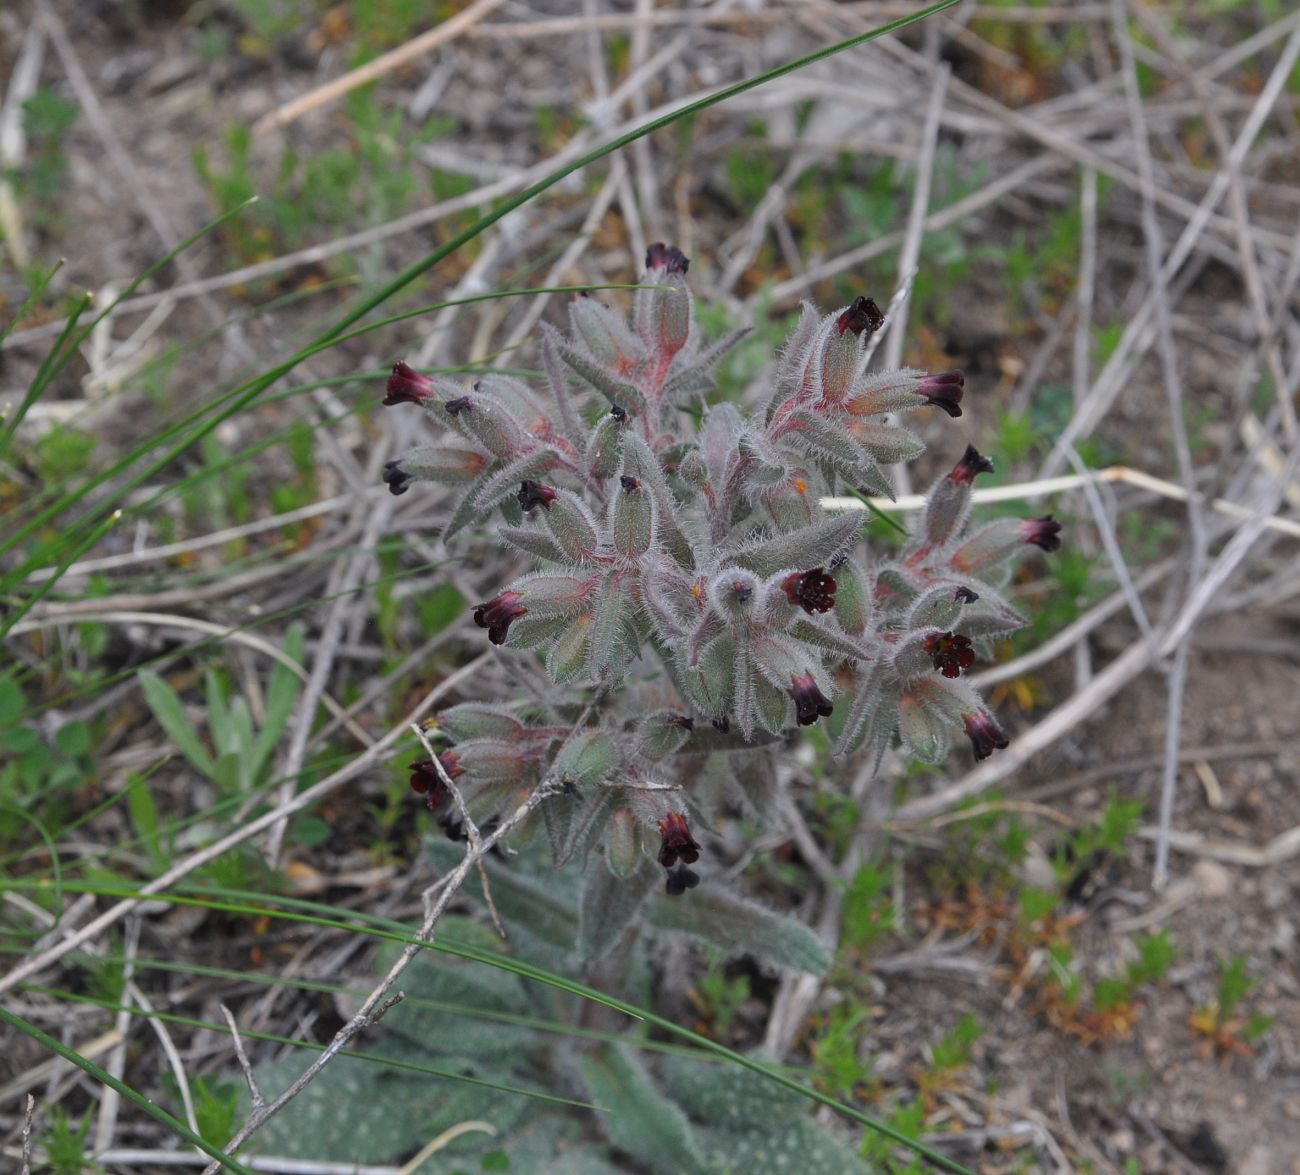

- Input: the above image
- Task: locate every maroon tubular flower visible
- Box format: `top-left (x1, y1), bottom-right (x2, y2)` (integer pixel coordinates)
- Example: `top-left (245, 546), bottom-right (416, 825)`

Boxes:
top-left (667, 714), bottom-right (695, 731)
top-left (384, 361), bottom-right (435, 406)
top-left (963, 712), bottom-right (1009, 761)
top-left (620, 475), bottom-right (641, 492)
top-left (473, 591), bottom-right (527, 645)
top-left (918, 370), bottom-right (964, 418)
top-left (835, 295), bottom-right (885, 337)
top-left (1019, 514), bottom-right (1062, 552)
top-left (646, 242), bottom-right (690, 274)
top-left (658, 811), bottom-right (701, 868)
top-left (950, 443), bottom-right (994, 486)
top-left (409, 754), bottom-right (460, 810)
top-left (954, 586), bottom-right (980, 604)
top-left (383, 460), bottom-right (414, 496)
top-left (711, 716), bottom-right (730, 733)
top-left (445, 396), bottom-right (473, 417)
top-left (665, 865), bottom-right (700, 896)
top-left (789, 673), bottom-right (834, 726)
top-left (781, 567), bottom-right (838, 614)
top-left (923, 631), bottom-right (976, 679)
top-left (517, 480), bottom-right (557, 511)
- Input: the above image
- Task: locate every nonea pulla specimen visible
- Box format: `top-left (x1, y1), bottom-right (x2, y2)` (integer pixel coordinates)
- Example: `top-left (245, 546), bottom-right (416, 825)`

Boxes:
top-left (380, 247), bottom-right (1057, 905)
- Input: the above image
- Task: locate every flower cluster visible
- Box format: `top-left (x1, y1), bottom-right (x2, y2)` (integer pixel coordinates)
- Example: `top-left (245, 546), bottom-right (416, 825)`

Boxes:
top-left (381, 247), bottom-right (1058, 894)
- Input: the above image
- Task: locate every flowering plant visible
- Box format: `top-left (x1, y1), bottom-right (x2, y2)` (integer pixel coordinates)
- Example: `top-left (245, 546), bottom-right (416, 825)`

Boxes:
top-left (381, 246), bottom-right (1057, 943)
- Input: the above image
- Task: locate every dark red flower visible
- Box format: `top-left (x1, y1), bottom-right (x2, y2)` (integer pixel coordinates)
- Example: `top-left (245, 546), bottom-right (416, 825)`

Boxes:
top-left (789, 673), bottom-right (834, 726)
top-left (1019, 515), bottom-right (1062, 552)
top-left (781, 567), bottom-right (838, 614)
top-left (409, 753), bottom-right (462, 810)
top-left (646, 243), bottom-right (690, 274)
top-left (665, 865), bottom-right (700, 896)
top-left (950, 443), bottom-right (994, 486)
top-left (954, 586), bottom-right (980, 604)
top-left (835, 295), bottom-right (885, 337)
top-left (918, 370), bottom-right (964, 418)
top-left (923, 631), bottom-right (976, 679)
top-left (658, 811), bottom-right (701, 868)
top-left (473, 591), bottom-right (527, 645)
top-left (445, 396), bottom-right (473, 417)
top-left (963, 711), bottom-right (1009, 761)
top-left (383, 460), bottom-right (413, 496)
top-left (666, 714), bottom-right (695, 731)
top-left (620, 475), bottom-right (641, 492)
top-left (711, 716), bottom-right (730, 733)
top-left (517, 480), bottom-right (557, 511)
top-left (384, 361), bottom-right (435, 406)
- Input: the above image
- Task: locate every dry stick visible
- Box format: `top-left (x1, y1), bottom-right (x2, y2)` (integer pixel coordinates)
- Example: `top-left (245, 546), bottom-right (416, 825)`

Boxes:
top-left (1041, 25), bottom-right (1300, 478)
top-left (880, 33), bottom-right (1292, 255)
top-left (0, 23), bottom-right (44, 271)
top-left (1062, 449), bottom-right (1153, 641)
top-left (19, 557), bottom-right (341, 619)
top-left (199, 778), bottom-right (563, 1175)
top-left (80, 1156), bottom-right (399, 1175)
top-left (493, 165), bottom-right (625, 360)
top-left (771, 153), bottom-right (1061, 302)
top-left (581, 0), bottom-right (642, 266)
top-left (0, 664), bottom-right (484, 998)
top-left (895, 632), bottom-right (1162, 823)
top-left (7, 610), bottom-right (372, 747)
top-left (253, 0), bottom-right (509, 136)
top-left (220, 1005), bottom-right (265, 1112)
top-left (820, 464), bottom-right (1300, 540)
top-left (7, 9), bottom-right (1295, 358)
top-left (469, 4), bottom-right (1112, 39)
top-left (717, 151), bottom-right (813, 296)
top-left (20, 1094), bottom-right (36, 1175)
top-left (33, 1), bottom-right (252, 365)
top-left (1073, 167), bottom-right (1098, 408)
top-left (265, 493), bottom-right (396, 865)
top-left (628, 0), bottom-right (664, 247)
top-left (27, 491), bottom-right (383, 583)
top-left (1110, 0), bottom-right (1210, 889)
top-left (1128, 0), bottom-right (1296, 442)
top-left (900, 446), bottom-right (1300, 824)
top-left (884, 62), bottom-right (950, 500)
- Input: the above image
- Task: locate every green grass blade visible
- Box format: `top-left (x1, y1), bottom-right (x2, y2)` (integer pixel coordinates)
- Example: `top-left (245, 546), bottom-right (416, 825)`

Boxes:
top-left (2, 877), bottom-right (975, 1172)
top-left (0, 257), bottom-right (64, 345)
top-left (1, 0), bottom-right (958, 565)
top-left (0, 1003), bottom-right (258, 1175)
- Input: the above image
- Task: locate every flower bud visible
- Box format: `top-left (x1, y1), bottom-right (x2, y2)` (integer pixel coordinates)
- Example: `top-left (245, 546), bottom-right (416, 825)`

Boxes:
top-left (1019, 515), bottom-right (1062, 551)
top-left (917, 370), bottom-right (964, 417)
top-left (605, 808), bottom-right (643, 878)
top-left (708, 569), bottom-right (760, 621)
top-left (645, 243), bottom-right (689, 275)
top-left (963, 711), bottom-right (1009, 760)
top-left (789, 673), bottom-right (833, 726)
top-left (473, 591), bottom-right (527, 644)
top-left (950, 444), bottom-right (994, 486)
top-left (517, 480), bottom-right (557, 511)
top-left (384, 361), bottom-right (436, 406)
top-left (657, 811), bottom-right (701, 867)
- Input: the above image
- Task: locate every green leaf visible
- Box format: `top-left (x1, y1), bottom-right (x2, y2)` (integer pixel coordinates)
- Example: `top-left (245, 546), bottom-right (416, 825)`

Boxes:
top-left (124, 773), bottom-right (165, 868)
top-left (579, 856), bottom-right (659, 965)
top-left (646, 886), bottom-right (831, 975)
top-left (249, 625), bottom-right (304, 779)
top-left (138, 671), bottom-right (214, 777)
top-left (578, 1044), bottom-right (701, 1175)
